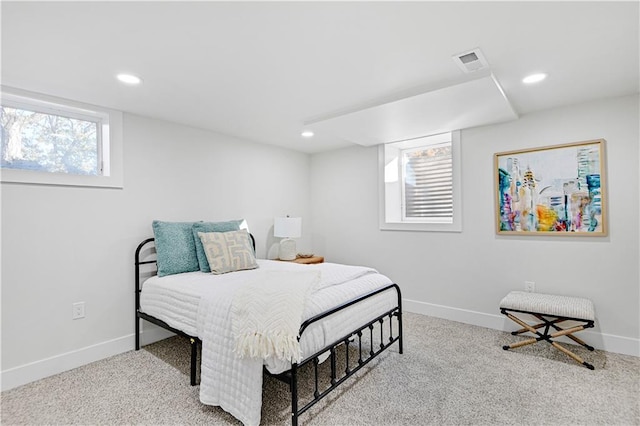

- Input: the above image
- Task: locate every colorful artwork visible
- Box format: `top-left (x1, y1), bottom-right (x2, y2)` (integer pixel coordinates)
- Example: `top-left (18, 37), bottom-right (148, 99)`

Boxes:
top-left (495, 139), bottom-right (607, 236)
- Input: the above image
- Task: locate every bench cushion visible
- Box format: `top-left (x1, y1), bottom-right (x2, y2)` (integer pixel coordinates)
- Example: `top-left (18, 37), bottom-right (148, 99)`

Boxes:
top-left (500, 291), bottom-right (595, 321)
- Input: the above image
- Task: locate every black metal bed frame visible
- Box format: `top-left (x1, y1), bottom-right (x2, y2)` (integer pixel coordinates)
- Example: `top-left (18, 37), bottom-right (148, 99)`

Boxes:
top-left (135, 237), bottom-right (403, 425)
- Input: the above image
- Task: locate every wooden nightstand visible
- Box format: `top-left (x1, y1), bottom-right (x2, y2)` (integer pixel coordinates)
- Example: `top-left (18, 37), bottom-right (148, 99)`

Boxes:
top-left (277, 255), bottom-right (324, 264)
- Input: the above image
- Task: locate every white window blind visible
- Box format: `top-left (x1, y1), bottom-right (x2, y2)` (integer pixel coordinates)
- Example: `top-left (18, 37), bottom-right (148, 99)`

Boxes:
top-left (402, 142), bottom-right (453, 220)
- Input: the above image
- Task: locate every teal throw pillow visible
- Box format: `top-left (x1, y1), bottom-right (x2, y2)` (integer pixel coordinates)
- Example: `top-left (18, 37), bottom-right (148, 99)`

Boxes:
top-left (192, 220), bottom-right (243, 272)
top-left (152, 220), bottom-right (201, 277)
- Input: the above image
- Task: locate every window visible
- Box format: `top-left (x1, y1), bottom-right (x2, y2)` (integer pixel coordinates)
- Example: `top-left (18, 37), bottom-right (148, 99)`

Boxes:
top-left (0, 87), bottom-right (123, 188)
top-left (379, 131), bottom-right (461, 232)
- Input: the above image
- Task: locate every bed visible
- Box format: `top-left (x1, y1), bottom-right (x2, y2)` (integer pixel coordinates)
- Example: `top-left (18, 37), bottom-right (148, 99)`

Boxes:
top-left (134, 224), bottom-right (402, 426)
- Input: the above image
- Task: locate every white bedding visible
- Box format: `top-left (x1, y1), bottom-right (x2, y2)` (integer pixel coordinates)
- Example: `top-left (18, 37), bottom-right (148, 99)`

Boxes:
top-left (140, 259), bottom-right (398, 425)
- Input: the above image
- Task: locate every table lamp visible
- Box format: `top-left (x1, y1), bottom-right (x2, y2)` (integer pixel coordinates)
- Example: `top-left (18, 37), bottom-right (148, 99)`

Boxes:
top-left (274, 216), bottom-right (302, 260)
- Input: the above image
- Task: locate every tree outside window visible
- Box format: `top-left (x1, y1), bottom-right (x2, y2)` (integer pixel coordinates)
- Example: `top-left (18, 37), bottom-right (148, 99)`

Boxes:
top-left (1, 106), bottom-right (100, 175)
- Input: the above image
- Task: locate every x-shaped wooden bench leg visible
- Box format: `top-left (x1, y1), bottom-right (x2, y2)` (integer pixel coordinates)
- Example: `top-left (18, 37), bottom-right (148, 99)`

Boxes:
top-left (501, 308), bottom-right (595, 370)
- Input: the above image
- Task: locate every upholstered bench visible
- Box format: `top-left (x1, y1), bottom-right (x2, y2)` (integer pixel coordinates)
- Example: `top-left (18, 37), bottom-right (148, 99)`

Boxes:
top-left (500, 291), bottom-right (596, 369)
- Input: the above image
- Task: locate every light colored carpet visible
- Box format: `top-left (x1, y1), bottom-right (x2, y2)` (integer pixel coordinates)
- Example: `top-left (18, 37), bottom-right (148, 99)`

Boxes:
top-left (2, 313), bottom-right (639, 425)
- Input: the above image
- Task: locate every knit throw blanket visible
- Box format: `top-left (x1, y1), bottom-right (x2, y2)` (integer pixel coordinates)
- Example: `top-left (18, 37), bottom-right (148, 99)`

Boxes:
top-left (231, 270), bottom-right (320, 363)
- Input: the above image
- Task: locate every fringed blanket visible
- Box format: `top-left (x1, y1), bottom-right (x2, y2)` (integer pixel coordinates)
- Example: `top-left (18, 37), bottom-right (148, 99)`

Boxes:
top-left (232, 270), bottom-right (320, 363)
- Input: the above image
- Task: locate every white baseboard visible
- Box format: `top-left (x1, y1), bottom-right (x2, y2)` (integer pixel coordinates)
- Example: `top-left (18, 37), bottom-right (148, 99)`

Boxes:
top-left (3, 301), bottom-right (637, 392)
top-left (1, 327), bottom-right (174, 392)
top-left (403, 298), bottom-right (640, 357)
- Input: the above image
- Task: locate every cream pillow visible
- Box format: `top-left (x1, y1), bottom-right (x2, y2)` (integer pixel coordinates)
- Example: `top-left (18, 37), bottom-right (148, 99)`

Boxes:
top-left (198, 229), bottom-right (258, 274)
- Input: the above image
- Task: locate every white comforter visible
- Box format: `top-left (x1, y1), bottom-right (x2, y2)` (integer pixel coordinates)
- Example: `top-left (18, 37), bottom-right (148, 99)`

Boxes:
top-left (196, 260), bottom-right (395, 426)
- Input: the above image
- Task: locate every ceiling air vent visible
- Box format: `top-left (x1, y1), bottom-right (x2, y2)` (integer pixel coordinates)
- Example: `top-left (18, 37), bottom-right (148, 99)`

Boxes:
top-left (453, 48), bottom-right (489, 73)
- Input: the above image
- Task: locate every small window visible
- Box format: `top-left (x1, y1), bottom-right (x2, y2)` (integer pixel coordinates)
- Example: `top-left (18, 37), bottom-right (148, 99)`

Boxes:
top-left (0, 87), bottom-right (123, 188)
top-left (1, 105), bottom-right (101, 175)
top-left (379, 131), bottom-right (461, 232)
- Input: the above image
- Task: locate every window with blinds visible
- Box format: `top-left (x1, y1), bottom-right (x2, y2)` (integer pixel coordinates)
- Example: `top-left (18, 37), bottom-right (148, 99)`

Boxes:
top-left (379, 131), bottom-right (461, 232)
top-left (401, 142), bottom-right (453, 221)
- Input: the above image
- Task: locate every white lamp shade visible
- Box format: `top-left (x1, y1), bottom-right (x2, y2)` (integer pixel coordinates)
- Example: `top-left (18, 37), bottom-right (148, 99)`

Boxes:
top-left (274, 217), bottom-right (302, 238)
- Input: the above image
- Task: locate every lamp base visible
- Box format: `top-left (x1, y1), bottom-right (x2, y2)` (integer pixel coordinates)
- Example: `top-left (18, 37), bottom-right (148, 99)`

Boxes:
top-left (278, 238), bottom-right (297, 261)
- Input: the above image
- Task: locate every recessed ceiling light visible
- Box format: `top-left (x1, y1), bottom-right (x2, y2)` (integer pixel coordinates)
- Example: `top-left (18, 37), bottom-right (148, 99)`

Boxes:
top-left (522, 73), bottom-right (547, 84)
top-left (301, 130), bottom-right (314, 138)
top-left (116, 73), bottom-right (142, 85)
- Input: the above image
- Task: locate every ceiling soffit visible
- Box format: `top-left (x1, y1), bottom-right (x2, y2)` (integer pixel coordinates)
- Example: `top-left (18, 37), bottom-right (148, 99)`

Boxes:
top-left (305, 72), bottom-right (519, 146)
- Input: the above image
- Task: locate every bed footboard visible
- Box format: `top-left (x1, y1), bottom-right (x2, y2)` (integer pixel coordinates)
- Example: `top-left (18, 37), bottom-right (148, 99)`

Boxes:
top-left (270, 283), bottom-right (403, 426)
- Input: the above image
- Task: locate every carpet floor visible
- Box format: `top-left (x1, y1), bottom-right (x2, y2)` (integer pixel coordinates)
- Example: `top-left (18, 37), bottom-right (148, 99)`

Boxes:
top-left (2, 312), bottom-right (639, 425)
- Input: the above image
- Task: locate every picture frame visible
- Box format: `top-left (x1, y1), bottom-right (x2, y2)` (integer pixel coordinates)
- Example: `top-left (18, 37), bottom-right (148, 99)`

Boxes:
top-left (495, 139), bottom-right (607, 236)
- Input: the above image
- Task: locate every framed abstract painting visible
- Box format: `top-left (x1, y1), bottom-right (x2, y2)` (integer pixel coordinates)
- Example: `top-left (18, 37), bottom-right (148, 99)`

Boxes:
top-left (495, 139), bottom-right (607, 236)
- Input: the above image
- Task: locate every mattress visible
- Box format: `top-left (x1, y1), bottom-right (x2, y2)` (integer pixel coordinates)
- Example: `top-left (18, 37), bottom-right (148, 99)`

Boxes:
top-left (140, 258), bottom-right (399, 426)
top-left (139, 259), bottom-right (397, 367)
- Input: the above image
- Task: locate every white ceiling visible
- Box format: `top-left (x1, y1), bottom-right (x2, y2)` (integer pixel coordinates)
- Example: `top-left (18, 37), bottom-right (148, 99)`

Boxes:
top-left (2, 1), bottom-right (638, 154)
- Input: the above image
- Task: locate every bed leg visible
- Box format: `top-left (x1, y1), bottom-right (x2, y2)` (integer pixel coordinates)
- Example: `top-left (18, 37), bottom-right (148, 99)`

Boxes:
top-left (397, 311), bottom-right (403, 354)
top-left (291, 363), bottom-right (299, 426)
top-left (135, 314), bottom-right (140, 351)
top-left (190, 338), bottom-right (198, 386)
top-left (394, 284), bottom-right (404, 355)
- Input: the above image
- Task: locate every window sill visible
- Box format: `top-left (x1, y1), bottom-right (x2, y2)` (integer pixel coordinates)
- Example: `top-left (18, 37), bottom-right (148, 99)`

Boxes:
top-left (380, 221), bottom-right (462, 233)
top-left (0, 168), bottom-right (123, 189)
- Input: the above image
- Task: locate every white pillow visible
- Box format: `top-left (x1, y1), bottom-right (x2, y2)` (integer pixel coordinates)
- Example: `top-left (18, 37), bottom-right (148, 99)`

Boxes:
top-left (198, 229), bottom-right (258, 274)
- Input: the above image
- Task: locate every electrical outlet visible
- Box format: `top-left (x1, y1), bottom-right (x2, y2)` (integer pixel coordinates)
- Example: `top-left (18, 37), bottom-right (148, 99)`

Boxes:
top-left (72, 302), bottom-right (85, 320)
top-left (524, 281), bottom-right (535, 293)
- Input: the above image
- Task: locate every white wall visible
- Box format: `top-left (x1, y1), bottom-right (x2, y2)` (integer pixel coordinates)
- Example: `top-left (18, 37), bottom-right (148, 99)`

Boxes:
top-left (310, 94), bottom-right (639, 356)
top-left (1, 113), bottom-right (311, 390)
top-left (2, 94), bottom-right (638, 391)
